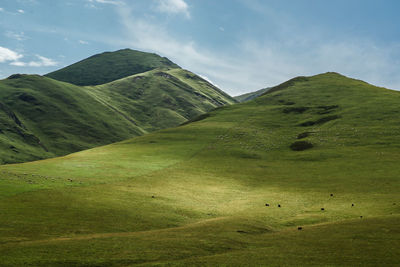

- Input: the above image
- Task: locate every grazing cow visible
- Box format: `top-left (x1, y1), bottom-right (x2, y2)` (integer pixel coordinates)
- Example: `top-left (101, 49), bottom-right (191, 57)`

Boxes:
top-left (321, 208), bottom-right (325, 211)
top-left (298, 227), bottom-right (303, 230)
top-left (278, 204), bottom-right (281, 208)
top-left (352, 203), bottom-right (354, 207)
top-left (330, 194), bottom-right (333, 197)
top-left (360, 216), bottom-right (363, 218)
top-left (265, 203), bottom-right (270, 206)
top-left (152, 196), bottom-right (155, 198)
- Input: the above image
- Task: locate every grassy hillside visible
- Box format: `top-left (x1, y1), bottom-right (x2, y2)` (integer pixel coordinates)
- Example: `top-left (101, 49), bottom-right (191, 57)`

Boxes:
top-left (234, 87), bottom-right (270, 102)
top-left (45, 49), bottom-right (180, 86)
top-left (93, 68), bottom-right (236, 132)
top-left (0, 69), bottom-right (236, 164)
top-left (0, 72), bottom-right (399, 265)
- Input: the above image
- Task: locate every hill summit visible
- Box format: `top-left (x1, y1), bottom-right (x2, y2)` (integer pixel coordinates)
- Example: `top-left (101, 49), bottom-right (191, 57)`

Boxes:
top-left (45, 48), bottom-right (180, 86)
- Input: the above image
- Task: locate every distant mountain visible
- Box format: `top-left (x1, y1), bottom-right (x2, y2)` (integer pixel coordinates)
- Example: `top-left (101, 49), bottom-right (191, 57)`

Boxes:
top-left (0, 51), bottom-right (236, 164)
top-left (45, 49), bottom-right (180, 86)
top-left (234, 87), bottom-right (270, 102)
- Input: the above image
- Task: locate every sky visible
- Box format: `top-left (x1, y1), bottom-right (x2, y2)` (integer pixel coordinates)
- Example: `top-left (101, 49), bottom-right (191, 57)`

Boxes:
top-left (1, 0), bottom-right (400, 96)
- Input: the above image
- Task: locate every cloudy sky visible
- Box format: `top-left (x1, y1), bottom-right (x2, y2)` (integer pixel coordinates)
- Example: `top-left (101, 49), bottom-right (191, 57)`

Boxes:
top-left (1, 0), bottom-right (400, 95)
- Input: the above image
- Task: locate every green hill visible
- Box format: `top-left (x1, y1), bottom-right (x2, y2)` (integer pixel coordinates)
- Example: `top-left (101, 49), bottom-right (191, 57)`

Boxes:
top-left (234, 87), bottom-right (270, 102)
top-left (45, 48), bottom-right (180, 86)
top-left (0, 72), bottom-right (398, 265)
top-left (0, 68), bottom-right (236, 164)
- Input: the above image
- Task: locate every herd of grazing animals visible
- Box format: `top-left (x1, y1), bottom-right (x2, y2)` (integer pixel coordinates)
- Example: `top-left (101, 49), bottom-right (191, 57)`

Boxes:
top-left (264, 193), bottom-right (368, 231)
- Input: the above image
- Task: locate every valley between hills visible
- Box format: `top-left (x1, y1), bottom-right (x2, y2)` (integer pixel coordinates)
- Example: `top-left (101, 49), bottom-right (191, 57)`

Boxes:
top-left (0, 50), bottom-right (399, 266)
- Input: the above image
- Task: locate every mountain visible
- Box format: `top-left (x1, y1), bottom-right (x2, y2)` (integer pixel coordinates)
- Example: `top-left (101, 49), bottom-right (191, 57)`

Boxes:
top-left (0, 72), bottom-right (398, 265)
top-left (45, 48), bottom-right (180, 86)
top-left (234, 87), bottom-right (270, 102)
top-left (0, 52), bottom-right (236, 164)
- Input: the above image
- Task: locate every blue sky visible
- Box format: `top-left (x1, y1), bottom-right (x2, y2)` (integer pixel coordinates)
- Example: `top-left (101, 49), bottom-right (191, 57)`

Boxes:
top-left (1, 0), bottom-right (400, 95)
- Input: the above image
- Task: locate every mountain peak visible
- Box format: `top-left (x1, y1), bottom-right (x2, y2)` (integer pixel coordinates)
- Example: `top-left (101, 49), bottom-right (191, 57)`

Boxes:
top-left (45, 49), bottom-right (180, 86)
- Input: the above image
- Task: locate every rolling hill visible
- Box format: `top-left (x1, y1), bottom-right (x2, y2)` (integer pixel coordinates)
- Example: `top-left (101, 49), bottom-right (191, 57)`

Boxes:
top-left (0, 51), bottom-right (236, 164)
top-left (0, 72), bottom-right (398, 265)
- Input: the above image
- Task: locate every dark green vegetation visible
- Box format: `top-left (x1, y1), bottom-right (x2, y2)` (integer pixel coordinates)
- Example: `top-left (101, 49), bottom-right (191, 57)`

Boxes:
top-left (0, 55), bottom-right (236, 164)
top-left (0, 72), bottom-right (399, 265)
top-left (234, 87), bottom-right (270, 102)
top-left (45, 48), bottom-right (180, 86)
top-left (289, 140), bottom-right (313, 151)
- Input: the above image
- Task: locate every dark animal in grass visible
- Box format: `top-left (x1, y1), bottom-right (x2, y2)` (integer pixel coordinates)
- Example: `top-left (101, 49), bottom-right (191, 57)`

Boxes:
top-left (352, 203), bottom-right (354, 207)
top-left (360, 216), bottom-right (363, 219)
top-left (330, 193), bottom-right (334, 197)
top-left (265, 203), bottom-right (270, 206)
top-left (278, 204), bottom-right (281, 208)
top-left (151, 196), bottom-right (155, 198)
top-left (321, 208), bottom-right (325, 211)
top-left (298, 227), bottom-right (303, 230)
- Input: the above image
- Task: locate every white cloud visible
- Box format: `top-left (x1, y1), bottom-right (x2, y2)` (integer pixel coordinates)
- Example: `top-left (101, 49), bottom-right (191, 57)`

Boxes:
top-left (10, 55), bottom-right (57, 67)
top-left (85, 0), bottom-right (124, 9)
top-left (0, 8), bottom-right (4, 12)
top-left (9, 61), bottom-right (27, 67)
top-left (79, 40), bottom-right (89, 45)
top-left (155, 0), bottom-right (190, 18)
top-left (5, 31), bottom-right (28, 41)
top-left (0, 46), bottom-right (23, 63)
top-left (87, 0), bottom-right (123, 5)
top-left (17, 9), bottom-right (25, 13)
top-left (95, 0), bottom-right (121, 4)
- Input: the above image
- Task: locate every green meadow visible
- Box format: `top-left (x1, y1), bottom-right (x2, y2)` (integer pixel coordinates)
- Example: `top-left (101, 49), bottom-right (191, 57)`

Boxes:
top-left (0, 72), bottom-right (399, 266)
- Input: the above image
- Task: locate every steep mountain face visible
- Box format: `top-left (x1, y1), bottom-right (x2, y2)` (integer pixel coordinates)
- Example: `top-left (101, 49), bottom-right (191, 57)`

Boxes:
top-left (0, 52), bottom-right (236, 164)
top-left (45, 49), bottom-right (180, 86)
top-left (234, 87), bottom-right (270, 102)
top-left (0, 72), bottom-right (398, 266)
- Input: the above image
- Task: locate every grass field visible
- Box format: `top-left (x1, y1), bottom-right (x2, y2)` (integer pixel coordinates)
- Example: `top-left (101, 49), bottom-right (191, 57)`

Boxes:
top-left (0, 72), bottom-right (399, 266)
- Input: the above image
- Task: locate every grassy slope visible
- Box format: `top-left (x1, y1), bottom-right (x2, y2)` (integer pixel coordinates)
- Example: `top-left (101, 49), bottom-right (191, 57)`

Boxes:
top-left (0, 72), bottom-right (399, 265)
top-left (234, 87), bottom-right (270, 102)
top-left (93, 68), bottom-right (236, 132)
top-left (0, 70), bottom-right (235, 164)
top-left (45, 48), bottom-right (180, 86)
